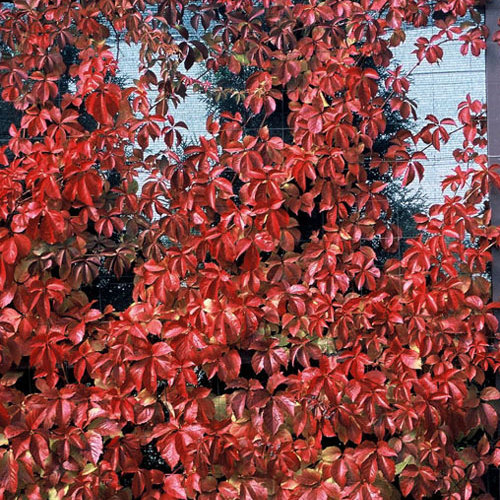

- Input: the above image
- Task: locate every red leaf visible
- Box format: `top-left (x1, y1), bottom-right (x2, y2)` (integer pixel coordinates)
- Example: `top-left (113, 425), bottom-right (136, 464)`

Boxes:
top-left (86, 84), bottom-right (121, 125)
top-left (160, 437), bottom-right (180, 469)
top-left (400, 350), bottom-right (422, 370)
top-left (246, 389), bottom-right (270, 410)
top-left (240, 480), bottom-right (268, 500)
top-left (296, 469), bottom-right (321, 486)
top-left (87, 431), bottom-right (103, 465)
top-left (399, 477), bottom-right (414, 497)
top-left (254, 231), bottom-right (275, 251)
top-left (30, 433), bottom-right (49, 466)
top-left (218, 350), bottom-right (241, 383)
top-left (0, 404), bottom-right (10, 427)
top-left (14, 234), bottom-right (31, 258)
top-left (40, 210), bottom-right (66, 244)
top-left (0, 450), bottom-right (18, 493)
top-left (481, 387), bottom-right (500, 401)
top-left (162, 475), bottom-right (187, 499)
top-left (361, 457), bottom-right (378, 483)
top-left (263, 399), bottom-right (284, 435)
top-left (2, 238), bottom-right (17, 265)
top-left (480, 403), bottom-right (499, 434)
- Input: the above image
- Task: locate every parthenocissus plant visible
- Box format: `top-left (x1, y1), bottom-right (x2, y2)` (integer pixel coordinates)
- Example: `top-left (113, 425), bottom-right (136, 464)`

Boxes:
top-left (0, 1), bottom-right (500, 499)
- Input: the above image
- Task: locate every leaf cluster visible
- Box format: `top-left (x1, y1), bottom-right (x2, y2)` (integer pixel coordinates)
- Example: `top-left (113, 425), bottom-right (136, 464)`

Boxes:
top-left (0, 1), bottom-right (498, 499)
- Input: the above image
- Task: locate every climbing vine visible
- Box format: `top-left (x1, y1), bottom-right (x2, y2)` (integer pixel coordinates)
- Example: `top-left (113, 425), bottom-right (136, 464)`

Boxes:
top-left (0, 1), bottom-right (499, 498)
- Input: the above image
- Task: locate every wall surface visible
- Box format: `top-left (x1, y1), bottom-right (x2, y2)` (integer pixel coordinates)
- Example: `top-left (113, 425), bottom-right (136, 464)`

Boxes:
top-left (112, 18), bottom-right (486, 205)
top-left (392, 20), bottom-right (486, 201)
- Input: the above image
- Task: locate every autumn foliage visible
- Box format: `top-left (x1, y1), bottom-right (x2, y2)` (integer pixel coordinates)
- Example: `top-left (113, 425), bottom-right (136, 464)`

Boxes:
top-left (1, 0), bottom-right (500, 498)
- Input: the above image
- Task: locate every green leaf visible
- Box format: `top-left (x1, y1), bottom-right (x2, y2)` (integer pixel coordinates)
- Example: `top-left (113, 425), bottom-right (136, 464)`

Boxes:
top-left (234, 53), bottom-right (249, 65)
top-left (395, 455), bottom-right (414, 475)
top-left (82, 463), bottom-right (97, 476)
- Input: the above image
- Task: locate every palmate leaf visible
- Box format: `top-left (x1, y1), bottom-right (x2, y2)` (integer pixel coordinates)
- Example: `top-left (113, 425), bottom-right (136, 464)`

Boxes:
top-left (86, 84), bottom-right (121, 126)
top-left (0, 0), bottom-right (497, 498)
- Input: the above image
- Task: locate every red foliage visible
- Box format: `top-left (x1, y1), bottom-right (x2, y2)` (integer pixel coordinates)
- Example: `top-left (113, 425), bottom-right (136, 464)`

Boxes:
top-left (0, 0), bottom-right (499, 498)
